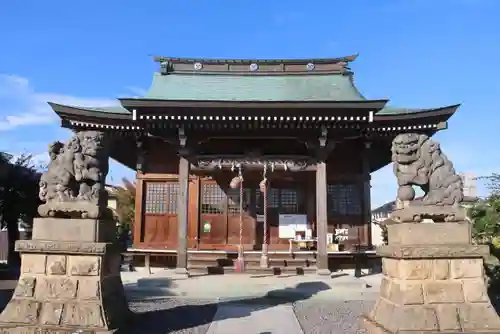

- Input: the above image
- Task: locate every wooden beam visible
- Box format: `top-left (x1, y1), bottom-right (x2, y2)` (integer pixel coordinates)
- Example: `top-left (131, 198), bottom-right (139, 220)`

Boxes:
top-left (190, 164), bottom-right (317, 172)
top-left (190, 155), bottom-right (318, 172)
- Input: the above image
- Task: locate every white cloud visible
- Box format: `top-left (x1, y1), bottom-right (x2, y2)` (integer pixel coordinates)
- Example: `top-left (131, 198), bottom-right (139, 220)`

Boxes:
top-left (0, 74), bottom-right (118, 131)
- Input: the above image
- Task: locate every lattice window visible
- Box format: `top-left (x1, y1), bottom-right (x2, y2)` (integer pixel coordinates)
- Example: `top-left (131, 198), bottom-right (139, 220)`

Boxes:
top-left (145, 182), bottom-right (166, 214)
top-left (255, 188), bottom-right (279, 214)
top-left (280, 188), bottom-right (299, 213)
top-left (201, 183), bottom-right (225, 214)
top-left (144, 182), bottom-right (179, 214)
top-left (165, 183), bottom-right (179, 214)
top-left (327, 184), bottom-right (362, 216)
top-left (227, 188), bottom-right (251, 215)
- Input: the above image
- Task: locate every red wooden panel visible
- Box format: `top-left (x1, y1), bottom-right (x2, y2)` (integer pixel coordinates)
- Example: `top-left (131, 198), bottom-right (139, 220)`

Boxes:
top-left (143, 215), bottom-right (178, 248)
top-left (188, 178), bottom-right (200, 249)
top-left (199, 214), bottom-right (227, 245)
top-left (140, 180), bottom-right (180, 249)
top-left (227, 215), bottom-right (254, 245)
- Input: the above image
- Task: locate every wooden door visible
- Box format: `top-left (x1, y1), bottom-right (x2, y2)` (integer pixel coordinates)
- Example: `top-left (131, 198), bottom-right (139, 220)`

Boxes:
top-left (142, 181), bottom-right (179, 249)
top-left (199, 182), bottom-right (228, 247)
top-left (198, 180), bottom-right (255, 249)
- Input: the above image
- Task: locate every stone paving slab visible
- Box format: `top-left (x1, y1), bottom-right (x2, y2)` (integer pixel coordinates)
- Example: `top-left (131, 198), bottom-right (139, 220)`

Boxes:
top-left (129, 271), bottom-right (381, 301)
top-left (206, 303), bottom-right (303, 334)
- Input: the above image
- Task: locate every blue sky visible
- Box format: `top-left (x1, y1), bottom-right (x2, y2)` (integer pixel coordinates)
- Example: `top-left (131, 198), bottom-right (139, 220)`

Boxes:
top-left (0, 0), bottom-right (499, 207)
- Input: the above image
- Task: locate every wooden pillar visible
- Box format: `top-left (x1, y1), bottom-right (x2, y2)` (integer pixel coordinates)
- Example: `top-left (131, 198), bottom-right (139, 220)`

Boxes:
top-left (362, 142), bottom-right (372, 248)
top-left (133, 178), bottom-right (144, 244)
top-left (176, 156), bottom-right (190, 274)
top-left (133, 137), bottom-right (146, 246)
top-left (316, 161), bottom-right (330, 275)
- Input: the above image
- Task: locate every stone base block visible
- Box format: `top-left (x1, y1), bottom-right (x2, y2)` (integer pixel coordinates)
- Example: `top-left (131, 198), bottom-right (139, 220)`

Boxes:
top-left (32, 218), bottom-right (116, 243)
top-left (387, 222), bottom-right (471, 246)
top-left (363, 299), bottom-right (500, 333)
top-left (0, 240), bottom-right (130, 333)
top-left (363, 256), bottom-right (500, 333)
top-left (390, 206), bottom-right (466, 223)
top-left (377, 244), bottom-right (490, 260)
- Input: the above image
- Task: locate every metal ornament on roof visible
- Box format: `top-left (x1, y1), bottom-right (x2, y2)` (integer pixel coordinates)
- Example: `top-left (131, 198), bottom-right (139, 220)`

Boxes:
top-left (160, 61), bottom-right (169, 74)
top-left (306, 63), bottom-right (315, 71)
top-left (193, 62), bottom-right (203, 70)
top-left (249, 63), bottom-right (259, 71)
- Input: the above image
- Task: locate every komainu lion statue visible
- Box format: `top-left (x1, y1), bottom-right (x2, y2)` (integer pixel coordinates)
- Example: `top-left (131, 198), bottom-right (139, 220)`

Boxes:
top-left (390, 133), bottom-right (464, 222)
top-left (38, 131), bottom-right (110, 219)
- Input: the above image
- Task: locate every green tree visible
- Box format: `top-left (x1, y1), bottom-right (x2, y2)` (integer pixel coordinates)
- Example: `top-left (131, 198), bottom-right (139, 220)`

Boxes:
top-left (113, 178), bottom-right (136, 248)
top-left (468, 174), bottom-right (500, 293)
top-left (468, 174), bottom-right (500, 245)
top-left (468, 196), bottom-right (500, 244)
top-left (114, 178), bottom-right (136, 229)
top-left (0, 153), bottom-right (41, 266)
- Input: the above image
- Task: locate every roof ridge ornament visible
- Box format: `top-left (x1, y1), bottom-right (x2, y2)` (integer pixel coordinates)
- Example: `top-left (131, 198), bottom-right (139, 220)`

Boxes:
top-left (194, 62), bottom-right (203, 71)
top-left (153, 54), bottom-right (359, 64)
top-left (152, 54), bottom-right (359, 75)
top-left (160, 61), bottom-right (170, 75)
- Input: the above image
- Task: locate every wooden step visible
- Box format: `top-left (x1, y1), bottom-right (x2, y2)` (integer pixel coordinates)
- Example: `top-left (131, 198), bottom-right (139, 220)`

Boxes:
top-left (188, 264), bottom-right (318, 275)
top-left (188, 257), bottom-right (317, 268)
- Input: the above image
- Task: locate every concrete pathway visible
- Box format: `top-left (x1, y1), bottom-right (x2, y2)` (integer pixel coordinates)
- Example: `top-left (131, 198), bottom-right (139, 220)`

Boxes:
top-left (123, 269), bottom-right (382, 302)
top-left (206, 303), bottom-right (303, 334)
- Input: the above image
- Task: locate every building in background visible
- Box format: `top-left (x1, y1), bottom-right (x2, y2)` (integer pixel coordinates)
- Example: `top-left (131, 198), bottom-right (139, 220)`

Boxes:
top-left (460, 172), bottom-right (477, 198)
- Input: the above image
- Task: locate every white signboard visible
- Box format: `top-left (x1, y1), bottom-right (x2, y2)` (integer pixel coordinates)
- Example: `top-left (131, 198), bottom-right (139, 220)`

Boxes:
top-left (335, 228), bottom-right (349, 241)
top-left (256, 215), bottom-right (265, 223)
top-left (278, 214), bottom-right (307, 239)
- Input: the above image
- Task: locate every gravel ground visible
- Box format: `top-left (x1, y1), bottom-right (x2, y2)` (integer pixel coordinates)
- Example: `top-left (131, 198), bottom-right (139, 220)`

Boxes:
top-left (0, 284), bottom-right (495, 333)
top-left (124, 298), bottom-right (219, 334)
top-left (122, 297), bottom-right (375, 334)
top-left (293, 299), bottom-right (374, 334)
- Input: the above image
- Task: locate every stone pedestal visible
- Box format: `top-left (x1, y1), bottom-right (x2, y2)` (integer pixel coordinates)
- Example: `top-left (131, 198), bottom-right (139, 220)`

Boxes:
top-left (363, 222), bottom-right (500, 333)
top-left (0, 218), bottom-right (130, 333)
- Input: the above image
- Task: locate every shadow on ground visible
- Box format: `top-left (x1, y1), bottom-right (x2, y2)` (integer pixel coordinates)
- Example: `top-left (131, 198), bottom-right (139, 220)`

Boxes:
top-left (120, 281), bottom-right (330, 333)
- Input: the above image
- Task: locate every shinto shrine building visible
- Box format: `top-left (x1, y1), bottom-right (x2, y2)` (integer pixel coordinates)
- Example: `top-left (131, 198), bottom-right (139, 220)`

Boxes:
top-left (48, 54), bottom-right (459, 274)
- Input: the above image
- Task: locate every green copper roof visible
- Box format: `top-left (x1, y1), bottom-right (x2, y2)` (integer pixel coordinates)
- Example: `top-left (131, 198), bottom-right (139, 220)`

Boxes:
top-left (80, 106), bottom-right (130, 115)
top-left (143, 72), bottom-right (366, 102)
top-left (378, 106), bottom-right (427, 115)
top-left (79, 106), bottom-right (130, 114)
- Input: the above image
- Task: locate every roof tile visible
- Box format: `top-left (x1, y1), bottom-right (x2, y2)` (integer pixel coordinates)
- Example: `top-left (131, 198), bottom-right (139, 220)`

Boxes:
top-left (144, 72), bottom-right (365, 102)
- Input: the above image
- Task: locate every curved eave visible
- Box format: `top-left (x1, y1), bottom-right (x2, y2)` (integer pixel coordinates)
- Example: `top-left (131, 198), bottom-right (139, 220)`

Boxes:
top-left (374, 104), bottom-right (460, 122)
top-left (153, 54), bottom-right (359, 65)
top-left (48, 104), bottom-right (139, 171)
top-left (368, 124), bottom-right (443, 173)
top-left (119, 98), bottom-right (389, 110)
top-left (48, 102), bottom-right (132, 121)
